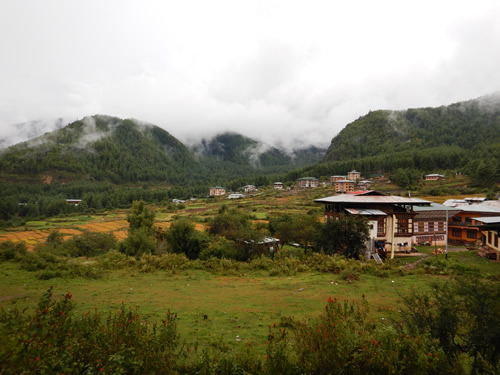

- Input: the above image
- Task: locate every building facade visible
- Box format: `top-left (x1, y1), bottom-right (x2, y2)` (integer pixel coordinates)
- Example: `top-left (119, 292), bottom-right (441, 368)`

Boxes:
top-left (347, 170), bottom-right (361, 181)
top-left (334, 180), bottom-right (355, 194)
top-left (209, 186), bottom-right (226, 196)
top-left (296, 177), bottom-right (319, 189)
top-left (315, 191), bottom-right (430, 255)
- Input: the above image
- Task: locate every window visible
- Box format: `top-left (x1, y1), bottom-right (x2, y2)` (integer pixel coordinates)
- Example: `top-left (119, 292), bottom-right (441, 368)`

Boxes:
top-left (437, 222), bottom-right (444, 231)
top-left (467, 230), bottom-right (477, 239)
top-left (396, 217), bottom-right (411, 234)
top-left (489, 231), bottom-right (493, 244)
top-left (427, 222), bottom-right (434, 232)
top-left (452, 229), bottom-right (462, 237)
top-left (377, 218), bottom-right (385, 235)
top-left (416, 222), bottom-right (425, 233)
top-left (495, 233), bottom-right (498, 248)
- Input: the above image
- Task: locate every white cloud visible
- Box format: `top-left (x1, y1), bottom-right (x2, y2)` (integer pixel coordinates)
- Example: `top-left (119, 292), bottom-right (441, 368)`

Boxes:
top-left (0, 0), bottom-right (499, 149)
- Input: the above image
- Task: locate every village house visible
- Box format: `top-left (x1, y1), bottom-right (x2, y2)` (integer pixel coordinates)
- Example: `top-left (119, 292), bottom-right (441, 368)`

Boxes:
top-left (412, 203), bottom-right (462, 246)
top-left (473, 216), bottom-right (500, 262)
top-left (226, 193), bottom-right (246, 199)
top-left (424, 174), bottom-right (445, 181)
top-left (443, 198), bottom-right (500, 245)
top-left (241, 185), bottom-right (257, 193)
top-left (347, 170), bottom-right (361, 181)
top-left (296, 177), bottom-right (319, 189)
top-left (357, 180), bottom-right (373, 190)
top-left (273, 182), bottom-right (284, 190)
top-left (330, 175), bottom-right (346, 183)
top-left (209, 186), bottom-right (226, 196)
top-left (334, 179), bottom-right (355, 194)
top-left (315, 191), bottom-right (430, 257)
top-left (66, 199), bottom-right (82, 205)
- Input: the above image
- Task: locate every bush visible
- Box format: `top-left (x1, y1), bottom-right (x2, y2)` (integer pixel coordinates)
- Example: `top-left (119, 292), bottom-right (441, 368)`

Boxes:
top-left (0, 241), bottom-right (27, 261)
top-left (0, 287), bottom-right (180, 374)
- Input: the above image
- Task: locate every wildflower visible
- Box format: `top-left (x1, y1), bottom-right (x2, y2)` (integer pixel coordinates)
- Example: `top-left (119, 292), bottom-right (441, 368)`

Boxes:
top-left (36, 358), bottom-right (40, 361)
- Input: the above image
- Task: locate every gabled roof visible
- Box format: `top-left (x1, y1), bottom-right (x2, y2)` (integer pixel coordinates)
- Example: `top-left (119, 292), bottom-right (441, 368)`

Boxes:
top-left (315, 195), bottom-right (430, 205)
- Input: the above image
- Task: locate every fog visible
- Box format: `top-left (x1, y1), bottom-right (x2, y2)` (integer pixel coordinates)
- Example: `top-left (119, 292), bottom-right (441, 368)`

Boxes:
top-left (1, 0), bottom-right (499, 150)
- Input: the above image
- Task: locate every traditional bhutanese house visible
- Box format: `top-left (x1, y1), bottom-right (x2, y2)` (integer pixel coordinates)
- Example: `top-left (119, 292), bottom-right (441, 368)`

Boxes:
top-left (444, 198), bottom-right (500, 245)
top-left (412, 203), bottom-right (462, 246)
top-left (347, 170), bottom-right (361, 181)
top-left (273, 182), bottom-right (284, 190)
top-left (330, 175), bottom-right (346, 183)
top-left (357, 180), bottom-right (373, 190)
top-left (209, 186), bottom-right (226, 196)
top-left (314, 191), bottom-right (430, 257)
top-left (334, 180), bottom-right (355, 194)
top-left (424, 174), bottom-right (445, 181)
top-left (226, 193), bottom-right (246, 199)
top-left (242, 185), bottom-right (256, 193)
top-left (296, 177), bottom-right (319, 189)
top-left (473, 216), bottom-right (500, 262)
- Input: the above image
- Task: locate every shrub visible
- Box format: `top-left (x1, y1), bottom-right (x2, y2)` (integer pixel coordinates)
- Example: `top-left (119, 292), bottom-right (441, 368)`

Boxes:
top-left (0, 287), bottom-right (180, 374)
top-left (0, 241), bottom-right (27, 261)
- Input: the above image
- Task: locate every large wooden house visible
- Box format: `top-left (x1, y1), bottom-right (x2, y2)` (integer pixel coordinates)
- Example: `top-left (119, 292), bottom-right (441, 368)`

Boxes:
top-left (443, 198), bottom-right (500, 245)
top-left (209, 186), bottom-right (226, 196)
top-left (474, 216), bottom-right (500, 262)
top-left (412, 203), bottom-right (462, 246)
top-left (315, 191), bottom-right (430, 257)
top-left (296, 177), bottom-right (319, 189)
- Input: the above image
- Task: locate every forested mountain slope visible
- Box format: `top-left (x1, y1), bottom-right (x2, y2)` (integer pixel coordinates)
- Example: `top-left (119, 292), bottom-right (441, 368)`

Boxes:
top-left (324, 94), bottom-right (500, 162)
top-left (0, 115), bottom-right (195, 184)
top-left (286, 94), bottom-right (500, 185)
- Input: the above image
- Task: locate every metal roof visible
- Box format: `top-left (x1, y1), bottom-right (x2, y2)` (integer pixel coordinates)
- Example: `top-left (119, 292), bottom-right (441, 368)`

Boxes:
top-left (297, 177), bottom-right (318, 180)
top-left (315, 195), bottom-right (430, 205)
top-left (472, 216), bottom-right (500, 224)
top-left (413, 202), bottom-right (462, 213)
top-left (345, 208), bottom-right (387, 216)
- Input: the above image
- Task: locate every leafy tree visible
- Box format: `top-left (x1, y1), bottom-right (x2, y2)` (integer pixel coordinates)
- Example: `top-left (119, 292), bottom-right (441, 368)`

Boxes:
top-left (119, 200), bottom-right (156, 257)
top-left (165, 218), bottom-right (209, 260)
top-left (316, 216), bottom-right (369, 258)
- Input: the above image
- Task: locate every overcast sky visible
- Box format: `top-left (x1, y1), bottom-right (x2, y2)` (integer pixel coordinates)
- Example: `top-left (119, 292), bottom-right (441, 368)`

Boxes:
top-left (1, 0), bottom-right (499, 150)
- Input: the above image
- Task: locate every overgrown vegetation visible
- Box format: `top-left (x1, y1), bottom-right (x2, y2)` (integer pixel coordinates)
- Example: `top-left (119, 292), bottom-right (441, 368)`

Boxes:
top-left (1, 275), bottom-right (498, 374)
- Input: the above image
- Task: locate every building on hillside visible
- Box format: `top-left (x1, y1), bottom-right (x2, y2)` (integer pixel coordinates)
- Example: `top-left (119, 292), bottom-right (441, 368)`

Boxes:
top-left (226, 193), bottom-right (246, 199)
top-left (334, 179), bottom-right (355, 194)
top-left (424, 174), bottom-right (445, 181)
top-left (273, 182), bottom-right (284, 190)
top-left (209, 186), bottom-right (226, 196)
top-left (296, 177), bottom-right (319, 189)
top-left (443, 198), bottom-right (500, 245)
top-left (473, 216), bottom-right (500, 262)
top-left (357, 180), bottom-right (373, 190)
top-left (66, 199), bottom-right (82, 205)
top-left (242, 185), bottom-right (257, 193)
top-left (347, 170), bottom-right (361, 181)
top-left (412, 203), bottom-right (462, 246)
top-left (315, 191), bottom-right (431, 256)
top-left (330, 175), bottom-right (346, 183)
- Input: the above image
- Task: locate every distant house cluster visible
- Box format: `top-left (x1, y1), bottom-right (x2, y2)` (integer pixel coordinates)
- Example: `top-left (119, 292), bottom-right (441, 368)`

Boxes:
top-left (329, 171), bottom-right (372, 194)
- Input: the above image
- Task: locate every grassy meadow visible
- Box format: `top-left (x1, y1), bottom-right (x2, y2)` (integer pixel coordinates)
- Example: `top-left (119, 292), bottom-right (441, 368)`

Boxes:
top-left (0, 184), bottom-right (499, 355)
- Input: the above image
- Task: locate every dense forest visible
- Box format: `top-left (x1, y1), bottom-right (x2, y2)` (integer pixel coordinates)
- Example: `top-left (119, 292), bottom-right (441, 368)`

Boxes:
top-left (293, 94), bottom-right (500, 184)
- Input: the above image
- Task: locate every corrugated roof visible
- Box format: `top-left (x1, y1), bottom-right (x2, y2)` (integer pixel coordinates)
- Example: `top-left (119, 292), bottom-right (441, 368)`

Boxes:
top-left (414, 202), bottom-right (462, 213)
top-left (345, 208), bottom-right (387, 216)
top-left (297, 177), bottom-right (318, 180)
top-left (315, 195), bottom-right (430, 205)
top-left (472, 216), bottom-right (500, 224)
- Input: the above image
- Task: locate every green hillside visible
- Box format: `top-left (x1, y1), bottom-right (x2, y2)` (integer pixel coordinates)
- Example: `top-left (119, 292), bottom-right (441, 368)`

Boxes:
top-left (297, 94), bottom-right (499, 184)
top-left (0, 115), bottom-right (195, 184)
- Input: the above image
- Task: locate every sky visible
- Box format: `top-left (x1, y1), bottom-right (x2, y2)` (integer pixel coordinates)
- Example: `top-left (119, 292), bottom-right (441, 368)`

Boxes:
top-left (1, 0), bottom-right (499, 150)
